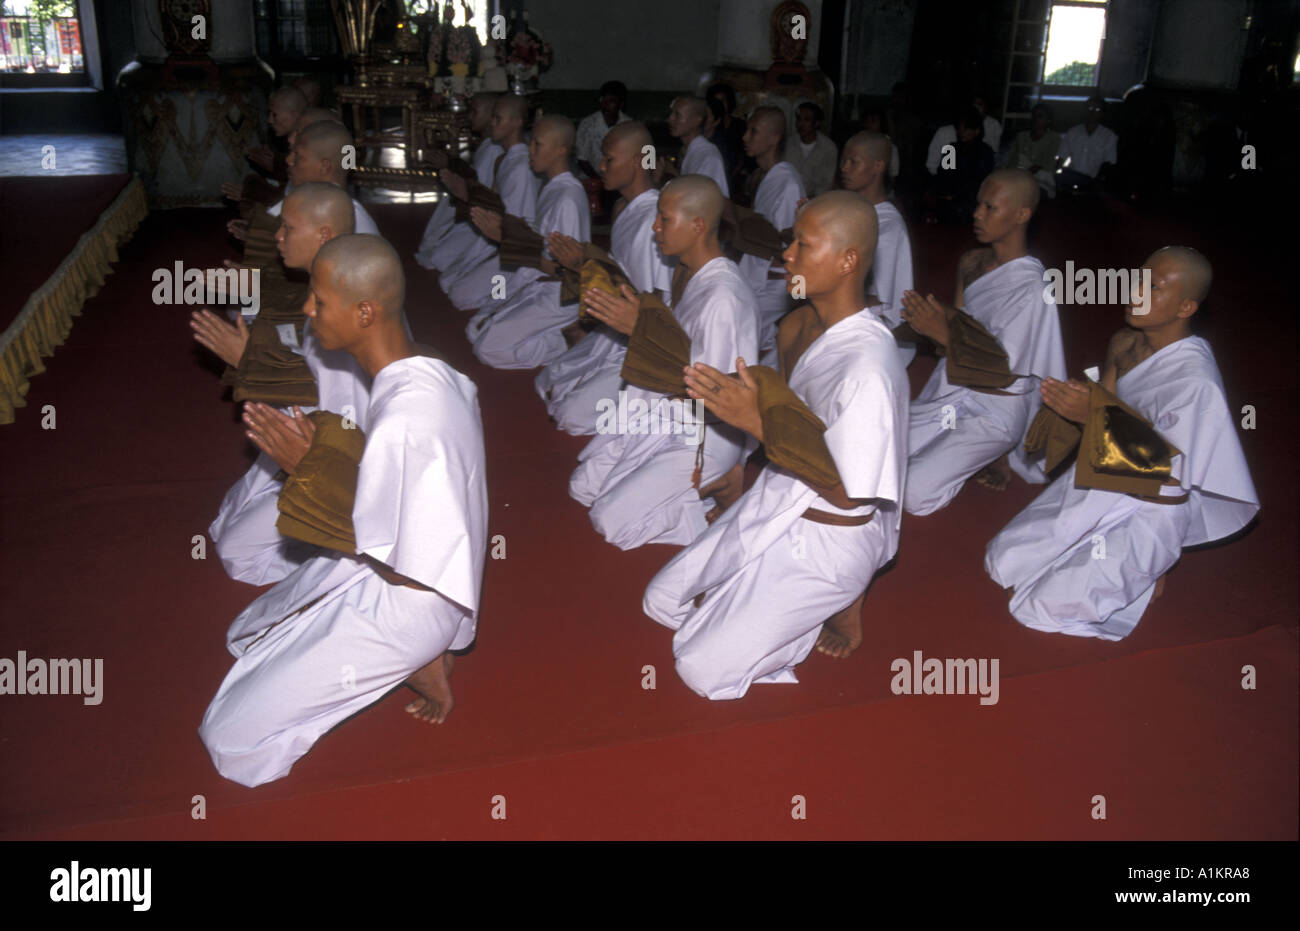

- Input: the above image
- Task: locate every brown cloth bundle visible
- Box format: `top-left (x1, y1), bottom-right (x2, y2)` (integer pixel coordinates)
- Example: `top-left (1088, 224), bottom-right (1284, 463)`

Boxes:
top-left (241, 205), bottom-right (282, 270)
top-left (276, 411), bottom-right (367, 553)
top-left (453, 181), bottom-right (505, 224)
top-left (238, 174), bottom-right (284, 212)
top-left (1024, 381), bottom-right (1181, 497)
top-left (942, 311), bottom-right (1021, 389)
top-left (720, 202), bottom-right (789, 262)
top-left (228, 280), bottom-right (317, 407)
top-left (498, 213), bottom-right (547, 270)
top-left (746, 364), bottom-right (843, 489)
top-left (620, 294), bottom-right (692, 394)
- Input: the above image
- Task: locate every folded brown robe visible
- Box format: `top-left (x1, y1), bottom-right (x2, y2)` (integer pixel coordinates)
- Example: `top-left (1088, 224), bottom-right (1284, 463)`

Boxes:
top-left (241, 205), bottom-right (282, 270)
top-left (276, 412), bottom-right (367, 553)
top-left (620, 294), bottom-right (692, 394)
top-left (498, 213), bottom-right (547, 269)
top-left (747, 364), bottom-right (842, 489)
top-left (942, 311), bottom-right (1022, 389)
top-left (442, 156), bottom-right (477, 181)
top-left (230, 294), bottom-right (318, 406)
top-left (1024, 381), bottom-right (1181, 497)
top-left (453, 181), bottom-right (505, 223)
top-left (720, 202), bottom-right (788, 262)
top-left (239, 173), bottom-right (283, 210)
top-left (1023, 405), bottom-right (1083, 474)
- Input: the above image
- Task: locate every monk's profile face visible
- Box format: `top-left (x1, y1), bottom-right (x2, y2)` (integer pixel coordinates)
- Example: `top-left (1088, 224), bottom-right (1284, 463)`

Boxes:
top-left (490, 100), bottom-right (520, 144)
top-left (302, 262), bottom-right (353, 351)
top-left (838, 144), bottom-right (874, 194)
top-left (599, 134), bottom-right (637, 192)
top-left (667, 98), bottom-right (701, 140)
top-left (1127, 254), bottom-right (1191, 328)
top-left (781, 208), bottom-right (843, 298)
top-left (652, 192), bottom-right (696, 258)
top-left (269, 99), bottom-right (298, 137)
top-left (276, 201), bottom-right (323, 271)
top-left (972, 179), bottom-right (1025, 244)
top-left (742, 116), bottom-right (781, 159)
top-left (287, 136), bottom-right (329, 187)
top-left (528, 126), bottom-right (564, 175)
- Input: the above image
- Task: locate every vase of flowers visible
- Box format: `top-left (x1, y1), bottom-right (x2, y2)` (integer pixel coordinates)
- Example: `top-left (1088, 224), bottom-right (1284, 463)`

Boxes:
top-left (498, 11), bottom-right (552, 94)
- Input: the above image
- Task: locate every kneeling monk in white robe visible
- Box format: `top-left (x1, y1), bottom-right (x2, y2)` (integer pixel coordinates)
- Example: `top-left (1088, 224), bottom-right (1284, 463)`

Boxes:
top-left (534, 121), bottom-right (674, 434)
top-left (415, 93), bottom-right (503, 271)
top-left (901, 169), bottom-right (1065, 516)
top-left (438, 95), bottom-right (540, 311)
top-left (839, 131), bottom-right (916, 368)
top-left (200, 235), bottom-right (488, 787)
top-left (643, 192), bottom-right (908, 699)
top-left (193, 182), bottom-right (372, 585)
top-left (570, 175), bottom-right (758, 550)
top-left (737, 106), bottom-right (805, 355)
top-left (464, 114), bottom-right (591, 369)
top-left (985, 247), bottom-right (1258, 640)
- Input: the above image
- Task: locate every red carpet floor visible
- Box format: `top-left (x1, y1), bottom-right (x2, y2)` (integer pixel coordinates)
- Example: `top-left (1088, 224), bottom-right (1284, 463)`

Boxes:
top-left (0, 192), bottom-right (1294, 840)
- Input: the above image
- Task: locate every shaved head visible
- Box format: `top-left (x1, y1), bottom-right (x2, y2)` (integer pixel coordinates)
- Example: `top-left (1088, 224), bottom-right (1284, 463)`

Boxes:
top-left (270, 86), bottom-right (307, 112)
top-left (605, 120), bottom-right (651, 155)
top-left (295, 107), bottom-right (344, 132)
top-left (314, 234), bottom-right (404, 319)
top-left (533, 113), bottom-right (575, 153)
top-left (283, 182), bottom-right (355, 236)
top-left (292, 76), bottom-right (322, 108)
top-left (982, 168), bottom-right (1040, 214)
top-left (297, 120), bottom-right (354, 182)
top-left (750, 105), bottom-right (786, 138)
top-left (495, 94), bottom-right (529, 123)
top-left (1152, 246), bottom-right (1212, 303)
top-left (662, 174), bottom-right (724, 234)
top-left (679, 96), bottom-right (709, 123)
top-left (802, 190), bottom-right (879, 256)
top-left (844, 131), bottom-right (892, 166)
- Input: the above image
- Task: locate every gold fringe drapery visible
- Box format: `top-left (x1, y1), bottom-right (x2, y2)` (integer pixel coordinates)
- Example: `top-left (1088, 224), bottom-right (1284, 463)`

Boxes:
top-left (0, 176), bottom-right (149, 425)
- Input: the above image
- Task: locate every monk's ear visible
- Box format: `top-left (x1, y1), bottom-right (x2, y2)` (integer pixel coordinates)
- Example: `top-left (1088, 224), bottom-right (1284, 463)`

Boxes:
top-left (356, 299), bottom-right (374, 328)
top-left (1015, 205), bottom-right (1032, 226)
top-left (1177, 297), bottom-right (1200, 320)
top-left (840, 246), bottom-right (859, 277)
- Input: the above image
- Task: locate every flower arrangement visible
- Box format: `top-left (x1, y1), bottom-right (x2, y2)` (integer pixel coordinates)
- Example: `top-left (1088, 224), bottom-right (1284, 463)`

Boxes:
top-left (446, 3), bottom-right (481, 78)
top-left (496, 12), bottom-right (552, 76)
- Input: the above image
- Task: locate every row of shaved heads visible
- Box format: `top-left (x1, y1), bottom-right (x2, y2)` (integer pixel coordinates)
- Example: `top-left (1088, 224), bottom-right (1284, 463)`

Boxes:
top-left (316, 234), bottom-right (405, 320)
top-left (283, 182), bottom-right (354, 234)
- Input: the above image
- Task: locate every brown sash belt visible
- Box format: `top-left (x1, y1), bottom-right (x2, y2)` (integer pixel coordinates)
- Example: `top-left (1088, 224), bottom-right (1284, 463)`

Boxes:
top-left (1130, 490), bottom-right (1189, 505)
top-left (801, 507), bottom-right (875, 527)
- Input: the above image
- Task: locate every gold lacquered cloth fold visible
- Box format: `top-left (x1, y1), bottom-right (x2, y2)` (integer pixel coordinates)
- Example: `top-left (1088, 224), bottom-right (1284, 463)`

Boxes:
top-left (747, 364), bottom-right (842, 489)
top-left (241, 205), bottom-right (282, 270)
top-left (570, 246), bottom-right (634, 318)
top-left (276, 411), bottom-right (367, 553)
top-left (620, 294), bottom-right (692, 394)
top-left (1076, 381), bottom-right (1180, 496)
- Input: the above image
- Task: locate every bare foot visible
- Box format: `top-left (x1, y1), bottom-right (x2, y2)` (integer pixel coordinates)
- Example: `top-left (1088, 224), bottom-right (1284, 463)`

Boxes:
top-left (405, 652), bottom-right (455, 723)
top-left (1153, 573), bottom-right (1167, 600)
top-left (815, 592), bottom-right (865, 659)
top-left (973, 455), bottom-right (1011, 491)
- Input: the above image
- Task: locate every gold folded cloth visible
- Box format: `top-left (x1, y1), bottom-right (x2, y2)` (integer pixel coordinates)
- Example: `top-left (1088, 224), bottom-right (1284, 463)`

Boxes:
top-left (942, 311), bottom-right (1021, 389)
top-left (276, 411), bottom-right (367, 553)
top-left (498, 214), bottom-right (546, 269)
top-left (720, 203), bottom-right (787, 262)
top-left (562, 246), bottom-right (635, 318)
top-left (1076, 381), bottom-right (1181, 498)
top-left (746, 364), bottom-right (843, 489)
top-left (454, 181), bottom-right (505, 224)
top-left (620, 293), bottom-right (692, 394)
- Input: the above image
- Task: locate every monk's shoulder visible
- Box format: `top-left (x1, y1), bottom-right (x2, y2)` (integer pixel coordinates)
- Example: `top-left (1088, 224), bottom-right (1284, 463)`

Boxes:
top-left (958, 247), bottom-right (995, 285)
